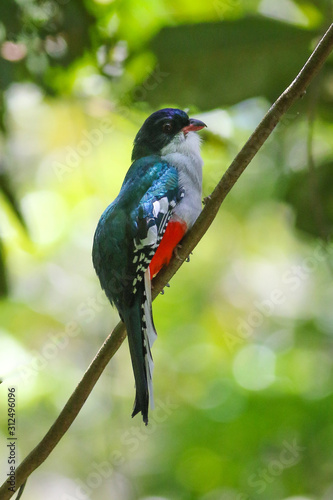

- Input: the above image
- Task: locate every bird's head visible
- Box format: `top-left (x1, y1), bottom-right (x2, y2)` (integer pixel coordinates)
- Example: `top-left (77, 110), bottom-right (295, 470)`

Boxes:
top-left (132, 108), bottom-right (206, 161)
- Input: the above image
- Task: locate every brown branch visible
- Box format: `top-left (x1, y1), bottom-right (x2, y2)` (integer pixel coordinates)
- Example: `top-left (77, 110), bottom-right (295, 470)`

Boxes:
top-left (1, 22), bottom-right (333, 500)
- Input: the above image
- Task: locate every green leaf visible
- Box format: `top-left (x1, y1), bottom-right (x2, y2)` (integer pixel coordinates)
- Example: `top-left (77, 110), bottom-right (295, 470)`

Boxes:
top-left (142, 16), bottom-right (318, 109)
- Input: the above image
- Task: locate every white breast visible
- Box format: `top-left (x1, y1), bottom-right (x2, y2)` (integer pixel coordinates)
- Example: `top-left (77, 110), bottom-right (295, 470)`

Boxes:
top-left (161, 131), bottom-right (203, 229)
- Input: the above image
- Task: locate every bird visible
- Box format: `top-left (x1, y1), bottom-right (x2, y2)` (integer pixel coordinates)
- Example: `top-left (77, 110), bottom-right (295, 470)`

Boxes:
top-left (92, 108), bottom-right (206, 424)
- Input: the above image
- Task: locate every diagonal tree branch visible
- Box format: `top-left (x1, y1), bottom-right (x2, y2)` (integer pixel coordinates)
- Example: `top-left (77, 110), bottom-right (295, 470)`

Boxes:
top-left (1, 22), bottom-right (333, 500)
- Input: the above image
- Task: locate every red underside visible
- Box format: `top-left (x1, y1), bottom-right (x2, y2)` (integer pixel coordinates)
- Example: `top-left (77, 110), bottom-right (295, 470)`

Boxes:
top-left (149, 219), bottom-right (187, 277)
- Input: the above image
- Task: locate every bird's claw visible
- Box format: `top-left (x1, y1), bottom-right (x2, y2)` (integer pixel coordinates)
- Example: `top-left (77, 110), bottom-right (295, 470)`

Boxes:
top-left (160, 283), bottom-right (170, 295)
top-left (203, 195), bottom-right (211, 205)
top-left (186, 252), bottom-right (193, 263)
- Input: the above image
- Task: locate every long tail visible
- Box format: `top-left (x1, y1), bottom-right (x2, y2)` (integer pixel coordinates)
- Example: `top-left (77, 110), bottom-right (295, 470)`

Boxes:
top-left (123, 269), bottom-right (157, 424)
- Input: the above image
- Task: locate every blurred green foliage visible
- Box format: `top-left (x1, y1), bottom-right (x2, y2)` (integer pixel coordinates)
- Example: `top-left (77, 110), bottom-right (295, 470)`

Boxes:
top-left (0, 1), bottom-right (333, 499)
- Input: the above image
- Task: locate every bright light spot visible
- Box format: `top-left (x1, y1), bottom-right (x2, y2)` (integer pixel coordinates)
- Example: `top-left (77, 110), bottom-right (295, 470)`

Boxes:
top-left (6, 83), bottom-right (43, 114)
top-left (113, 41), bottom-right (128, 62)
top-left (233, 344), bottom-right (276, 390)
top-left (231, 98), bottom-right (268, 130)
top-left (0, 330), bottom-right (30, 378)
top-left (73, 65), bottom-right (110, 96)
top-left (1, 41), bottom-right (27, 61)
top-left (45, 35), bottom-right (67, 58)
top-left (21, 191), bottom-right (68, 245)
top-left (80, 74), bottom-right (109, 96)
top-left (197, 109), bottom-right (233, 138)
top-left (259, 0), bottom-right (309, 25)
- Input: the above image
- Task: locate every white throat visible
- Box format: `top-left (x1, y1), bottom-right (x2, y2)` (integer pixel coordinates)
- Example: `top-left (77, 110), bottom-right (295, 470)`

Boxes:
top-left (160, 131), bottom-right (204, 229)
top-left (161, 131), bottom-right (202, 162)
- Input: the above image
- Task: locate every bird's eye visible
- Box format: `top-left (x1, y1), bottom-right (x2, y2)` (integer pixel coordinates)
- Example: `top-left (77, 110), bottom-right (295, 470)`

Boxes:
top-left (162, 122), bottom-right (173, 133)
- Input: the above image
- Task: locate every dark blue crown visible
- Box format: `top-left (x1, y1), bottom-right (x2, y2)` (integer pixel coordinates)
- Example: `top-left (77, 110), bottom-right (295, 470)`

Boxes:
top-left (132, 108), bottom-right (190, 161)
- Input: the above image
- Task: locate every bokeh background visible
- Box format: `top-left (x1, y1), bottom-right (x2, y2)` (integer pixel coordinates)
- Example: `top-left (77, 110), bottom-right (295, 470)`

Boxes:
top-left (1, 1), bottom-right (333, 499)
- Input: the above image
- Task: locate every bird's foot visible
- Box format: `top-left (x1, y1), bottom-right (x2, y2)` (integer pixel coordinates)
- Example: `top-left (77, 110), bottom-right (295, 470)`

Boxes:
top-left (174, 244), bottom-right (183, 261)
top-left (174, 245), bottom-right (193, 264)
top-left (203, 195), bottom-right (211, 205)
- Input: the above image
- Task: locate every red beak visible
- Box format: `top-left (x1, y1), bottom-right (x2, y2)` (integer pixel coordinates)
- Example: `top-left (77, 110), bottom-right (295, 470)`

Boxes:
top-left (182, 118), bottom-right (207, 135)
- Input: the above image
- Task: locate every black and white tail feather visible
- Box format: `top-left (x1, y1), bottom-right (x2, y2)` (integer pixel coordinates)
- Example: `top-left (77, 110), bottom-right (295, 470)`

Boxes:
top-left (127, 179), bottom-right (181, 424)
top-left (124, 268), bottom-right (157, 425)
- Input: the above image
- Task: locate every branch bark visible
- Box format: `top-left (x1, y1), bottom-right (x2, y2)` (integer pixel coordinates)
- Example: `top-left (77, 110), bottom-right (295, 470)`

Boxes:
top-left (2, 22), bottom-right (333, 500)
